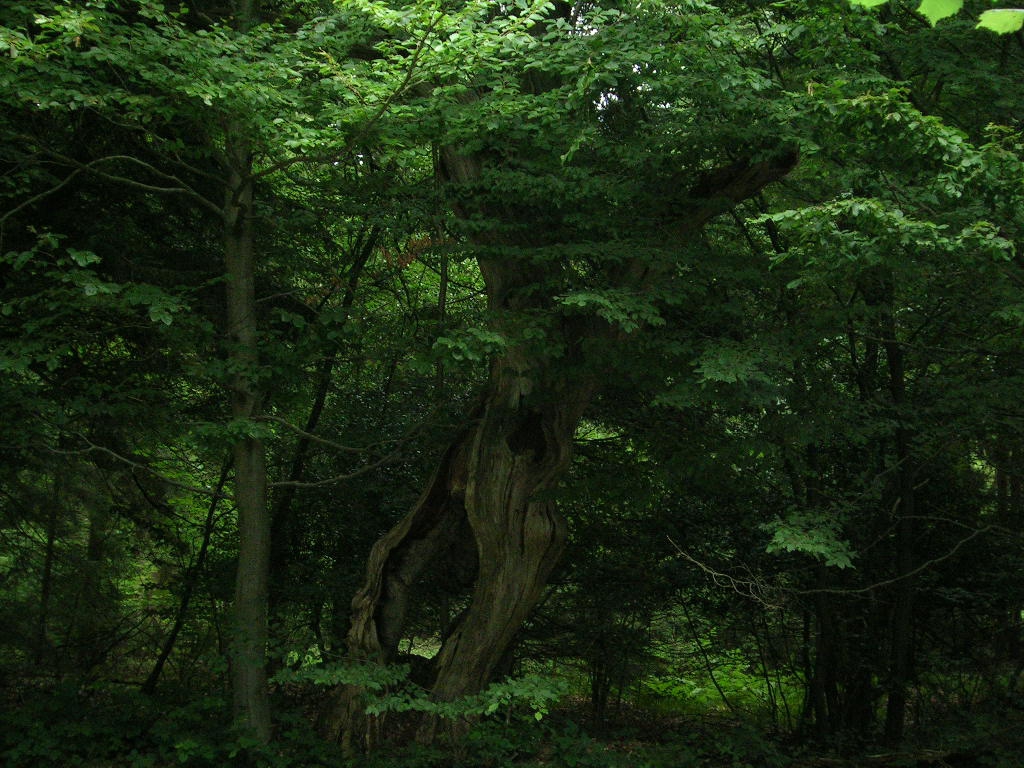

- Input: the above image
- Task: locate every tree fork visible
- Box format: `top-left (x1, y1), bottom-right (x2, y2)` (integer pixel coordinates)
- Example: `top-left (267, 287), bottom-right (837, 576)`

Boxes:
top-left (318, 412), bottom-right (479, 750)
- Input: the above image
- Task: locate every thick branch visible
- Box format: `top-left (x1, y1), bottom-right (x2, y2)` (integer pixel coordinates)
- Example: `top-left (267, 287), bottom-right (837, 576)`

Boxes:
top-left (681, 149), bottom-right (800, 234)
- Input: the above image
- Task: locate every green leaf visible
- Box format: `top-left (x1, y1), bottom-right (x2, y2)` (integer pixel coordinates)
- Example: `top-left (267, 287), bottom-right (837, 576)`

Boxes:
top-left (148, 306), bottom-right (173, 325)
top-left (66, 248), bottom-right (100, 266)
top-left (977, 9), bottom-right (1024, 33)
top-left (763, 512), bottom-right (857, 569)
top-left (917, 0), bottom-right (964, 25)
top-left (848, 0), bottom-right (890, 7)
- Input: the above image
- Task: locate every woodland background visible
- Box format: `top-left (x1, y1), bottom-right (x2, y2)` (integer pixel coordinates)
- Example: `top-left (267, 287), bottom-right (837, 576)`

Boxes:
top-left (2, 1), bottom-right (1024, 766)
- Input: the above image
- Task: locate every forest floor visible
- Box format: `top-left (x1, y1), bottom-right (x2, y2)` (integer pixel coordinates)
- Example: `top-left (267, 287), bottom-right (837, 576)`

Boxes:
top-left (4, 682), bottom-right (1024, 767)
top-left (494, 700), bottom-right (1024, 768)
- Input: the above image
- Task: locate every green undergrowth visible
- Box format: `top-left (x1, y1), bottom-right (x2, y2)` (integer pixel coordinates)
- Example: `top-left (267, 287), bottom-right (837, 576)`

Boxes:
top-left (0, 674), bottom-right (790, 768)
top-left (4, 671), bottom-right (1024, 768)
top-left (637, 652), bottom-right (803, 729)
top-left (0, 683), bottom-right (343, 768)
top-left (355, 716), bottom-right (790, 768)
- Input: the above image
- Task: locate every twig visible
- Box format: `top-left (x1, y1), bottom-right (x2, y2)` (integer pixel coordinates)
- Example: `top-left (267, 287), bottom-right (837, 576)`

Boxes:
top-left (269, 449), bottom-right (402, 488)
top-left (43, 436), bottom-right (228, 499)
top-left (672, 520), bottom-right (995, 602)
top-left (257, 415), bottom-right (368, 453)
top-left (670, 538), bottom-right (779, 609)
top-left (0, 165), bottom-right (89, 226)
top-left (8, 150), bottom-right (223, 218)
top-left (793, 524), bottom-right (993, 596)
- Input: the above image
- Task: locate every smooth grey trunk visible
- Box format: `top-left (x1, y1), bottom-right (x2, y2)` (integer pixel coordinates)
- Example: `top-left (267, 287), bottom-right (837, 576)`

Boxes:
top-left (224, 148), bottom-right (273, 743)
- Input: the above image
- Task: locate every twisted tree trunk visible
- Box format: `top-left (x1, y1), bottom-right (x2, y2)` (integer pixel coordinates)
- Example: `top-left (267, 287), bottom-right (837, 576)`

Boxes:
top-left (322, 325), bottom-right (596, 750)
top-left (323, 137), bottom-right (797, 750)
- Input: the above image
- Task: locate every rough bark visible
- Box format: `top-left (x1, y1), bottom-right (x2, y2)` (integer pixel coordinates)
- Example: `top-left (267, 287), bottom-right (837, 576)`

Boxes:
top-left (427, 362), bottom-right (590, 702)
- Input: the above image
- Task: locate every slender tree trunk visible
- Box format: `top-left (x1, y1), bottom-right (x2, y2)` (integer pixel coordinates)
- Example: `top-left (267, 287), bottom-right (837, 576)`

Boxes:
top-left (269, 230), bottom-right (375, 596)
top-left (683, 602), bottom-right (737, 717)
top-left (994, 443), bottom-right (1010, 521)
top-left (74, 503), bottom-right (109, 672)
top-left (143, 460), bottom-right (230, 695)
top-left (435, 229), bottom-right (449, 395)
top-left (34, 478), bottom-right (61, 667)
top-left (884, 546), bottom-right (914, 745)
top-left (224, 144), bottom-right (273, 743)
top-left (882, 302), bottom-right (916, 746)
top-left (811, 589), bottom-right (835, 734)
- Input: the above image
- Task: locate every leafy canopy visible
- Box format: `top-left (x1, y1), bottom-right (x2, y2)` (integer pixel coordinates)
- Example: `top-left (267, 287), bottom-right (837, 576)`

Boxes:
top-left (849, 0), bottom-right (1024, 32)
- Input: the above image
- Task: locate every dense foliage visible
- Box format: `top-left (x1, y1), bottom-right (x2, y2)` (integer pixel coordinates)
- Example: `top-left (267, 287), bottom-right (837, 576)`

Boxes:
top-left (2, 0), bottom-right (1023, 766)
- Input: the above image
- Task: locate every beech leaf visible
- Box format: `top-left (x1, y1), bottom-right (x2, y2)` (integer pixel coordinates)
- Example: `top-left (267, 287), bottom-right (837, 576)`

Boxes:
top-left (977, 9), bottom-right (1024, 33)
top-left (917, 0), bottom-right (964, 25)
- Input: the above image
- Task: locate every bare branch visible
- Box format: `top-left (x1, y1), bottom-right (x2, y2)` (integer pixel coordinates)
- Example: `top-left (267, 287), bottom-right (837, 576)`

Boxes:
top-left (253, 13), bottom-right (446, 183)
top-left (257, 415), bottom-right (369, 454)
top-left (43, 436), bottom-right (229, 500)
top-left (269, 449), bottom-right (401, 488)
top-left (252, 152), bottom-right (349, 181)
top-left (673, 520), bottom-right (996, 603)
top-left (670, 539), bottom-right (780, 609)
top-left (796, 524), bottom-right (993, 596)
top-left (1, 165), bottom-right (90, 226)
top-left (9, 149), bottom-right (224, 218)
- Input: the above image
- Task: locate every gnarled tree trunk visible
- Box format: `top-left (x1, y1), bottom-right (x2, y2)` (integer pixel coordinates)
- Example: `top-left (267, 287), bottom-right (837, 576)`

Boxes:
top-left (322, 333), bottom-right (596, 750)
top-left (323, 130), bottom-right (797, 752)
top-left (428, 359), bottom-right (592, 701)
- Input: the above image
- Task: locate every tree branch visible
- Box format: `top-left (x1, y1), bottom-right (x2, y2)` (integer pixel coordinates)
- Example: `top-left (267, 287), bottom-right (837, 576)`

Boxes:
top-left (1, 165), bottom-right (90, 226)
top-left (268, 450), bottom-right (402, 488)
top-left (19, 150), bottom-right (223, 217)
top-left (44, 435), bottom-right (229, 499)
top-left (672, 521), bottom-right (996, 603)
